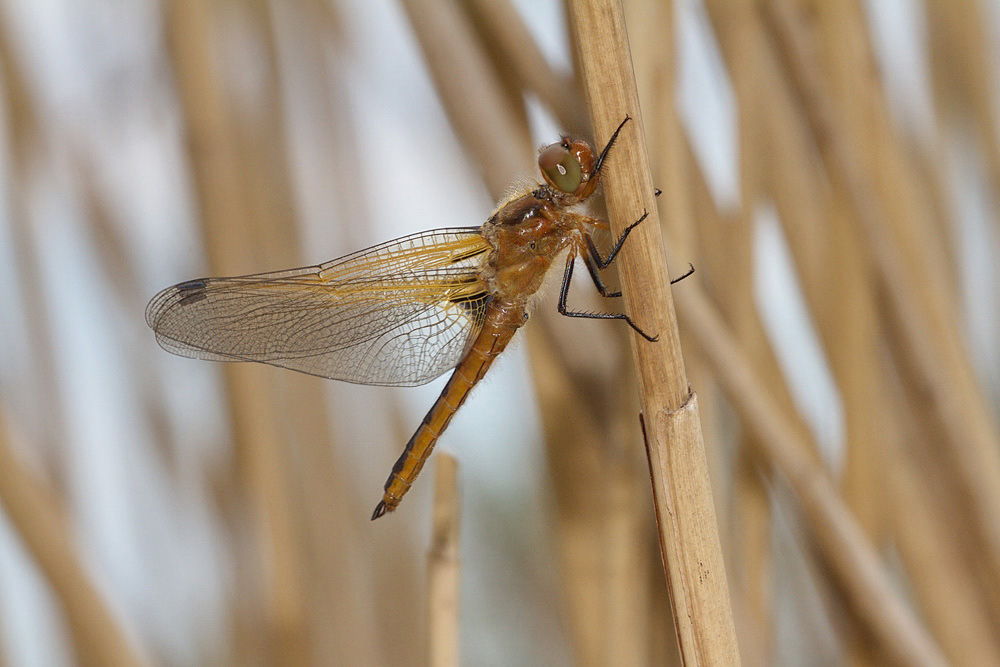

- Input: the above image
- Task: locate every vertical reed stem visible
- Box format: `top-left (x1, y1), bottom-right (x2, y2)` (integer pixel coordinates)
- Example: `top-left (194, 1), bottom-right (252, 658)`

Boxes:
top-left (566, 1), bottom-right (740, 663)
top-left (427, 455), bottom-right (460, 667)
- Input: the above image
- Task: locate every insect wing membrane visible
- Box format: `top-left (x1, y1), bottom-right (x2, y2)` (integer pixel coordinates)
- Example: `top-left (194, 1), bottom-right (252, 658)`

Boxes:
top-left (146, 229), bottom-right (492, 386)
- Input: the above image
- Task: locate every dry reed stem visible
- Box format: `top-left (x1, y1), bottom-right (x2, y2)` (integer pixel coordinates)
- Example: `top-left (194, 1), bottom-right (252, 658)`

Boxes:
top-left (671, 283), bottom-right (947, 667)
top-left (627, 3), bottom-right (734, 658)
top-left (567, 1), bottom-right (740, 663)
top-left (908, 137), bottom-right (960, 287)
top-left (807, 1), bottom-right (891, 551)
top-left (923, 0), bottom-right (1000, 315)
top-left (886, 325), bottom-right (1000, 631)
top-left (926, 0), bottom-right (1000, 201)
top-left (426, 454), bottom-right (460, 667)
top-left (271, 5), bottom-right (393, 662)
top-left (0, 410), bottom-right (145, 667)
top-left (0, 10), bottom-right (71, 494)
top-left (702, 3), bottom-right (974, 654)
top-left (884, 392), bottom-right (1000, 666)
top-left (695, 3), bottom-right (780, 659)
top-left (162, 1), bottom-right (308, 663)
top-left (463, 0), bottom-right (587, 133)
top-left (763, 0), bottom-right (1000, 580)
top-left (702, 9), bottom-right (885, 564)
top-left (527, 323), bottom-right (651, 666)
top-left (807, 4), bottom-right (926, 661)
top-left (688, 143), bottom-right (793, 667)
top-left (398, 0), bottom-right (532, 194)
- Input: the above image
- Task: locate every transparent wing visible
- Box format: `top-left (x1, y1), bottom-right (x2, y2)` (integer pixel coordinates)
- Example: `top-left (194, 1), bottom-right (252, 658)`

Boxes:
top-left (145, 228), bottom-right (493, 386)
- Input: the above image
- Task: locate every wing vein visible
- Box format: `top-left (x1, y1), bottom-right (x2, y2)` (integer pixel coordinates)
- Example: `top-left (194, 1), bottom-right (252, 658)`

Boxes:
top-left (146, 229), bottom-right (493, 386)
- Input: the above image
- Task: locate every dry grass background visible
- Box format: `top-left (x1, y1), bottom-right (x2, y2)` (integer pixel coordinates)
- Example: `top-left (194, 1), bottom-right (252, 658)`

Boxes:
top-left (0, 0), bottom-right (998, 665)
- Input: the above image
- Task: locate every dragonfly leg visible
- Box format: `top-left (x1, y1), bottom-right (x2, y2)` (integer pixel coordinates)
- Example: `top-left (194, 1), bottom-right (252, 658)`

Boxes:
top-left (558, 254), bottom-right (658, 342)
top-left (581, 250), bottom-right (621, 298)
top-left (671, 263), bottom-right (696, 285)
top-left (584, 243), bottom-right (695, 291)
top-left (594, 115), bottom-right (631, 174)
top-left (588, 209), bottom-right (649, 269)
top-left (583, 213), bottom-right (696, 286)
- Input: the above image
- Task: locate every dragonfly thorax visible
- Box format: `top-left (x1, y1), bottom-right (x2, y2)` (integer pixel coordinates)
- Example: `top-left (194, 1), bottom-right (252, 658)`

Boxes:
top-left (481, 192), bottom-right (581, 303)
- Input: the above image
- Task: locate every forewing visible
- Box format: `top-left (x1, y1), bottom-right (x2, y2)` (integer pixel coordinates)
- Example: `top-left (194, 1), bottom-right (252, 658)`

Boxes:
top-left (145, 228), bottom-right (493, 386)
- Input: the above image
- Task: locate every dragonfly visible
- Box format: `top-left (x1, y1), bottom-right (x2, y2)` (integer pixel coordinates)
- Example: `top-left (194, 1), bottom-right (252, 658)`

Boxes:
top-left (147, 116), bottom-right (691, 520)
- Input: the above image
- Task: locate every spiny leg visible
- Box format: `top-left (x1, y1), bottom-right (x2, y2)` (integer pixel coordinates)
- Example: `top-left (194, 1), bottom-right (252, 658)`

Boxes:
top-left (582, 251), bottom-right (620, 298)
top-left (594, 115), bottom-right (631, 174)
top-left (671, 264), bottom-right (695, 284)
top-left (558, 253), bottom-right (658, 342)
top-left (575, 208), bottom-right (694, 308)
top-left (581, 252), bottom-right (695, 298)
top-left (578, 207), bottom-right (651, 298)
top-left (586, 209), bottom-right (649, 269)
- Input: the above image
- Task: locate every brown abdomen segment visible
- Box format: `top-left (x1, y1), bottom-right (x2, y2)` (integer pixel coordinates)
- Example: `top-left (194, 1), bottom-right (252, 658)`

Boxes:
top-left (371, 303), bottom-right (524, 519)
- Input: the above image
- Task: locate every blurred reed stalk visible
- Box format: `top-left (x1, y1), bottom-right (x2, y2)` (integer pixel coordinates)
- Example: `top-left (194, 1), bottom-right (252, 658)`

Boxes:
top-left (765, 0), bottom-right (1000, 584)
top-left (809, 5), bottom-right (995, 663)
top-left (694, 2), bottom-right (780, 661)
top-left (162, 1), bottom-right (307, 663)
top-left (426, 454), bottom-right (460, 667)
top-left (0, 411), bottom-right (143, 667)
top-left (0, 13), bottom-right (145, 667)
top-left (672, 281), bottom-right (948, 666)
top-left (162, 1), bottom-right (411, 664)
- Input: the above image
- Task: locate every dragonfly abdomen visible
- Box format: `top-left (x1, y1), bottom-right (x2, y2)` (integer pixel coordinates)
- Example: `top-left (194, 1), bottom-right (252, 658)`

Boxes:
top-left (371, 302), bottom-right (525, 519)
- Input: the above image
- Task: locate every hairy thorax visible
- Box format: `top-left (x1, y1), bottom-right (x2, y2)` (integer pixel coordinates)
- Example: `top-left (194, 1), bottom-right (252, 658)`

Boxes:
top-left (479, 190), bottom-right (585, 305)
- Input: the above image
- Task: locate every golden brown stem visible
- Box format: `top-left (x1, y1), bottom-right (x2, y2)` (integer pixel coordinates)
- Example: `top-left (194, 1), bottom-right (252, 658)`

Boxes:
top-left (673, 283), bottom-right (948, 667)
top-left (567, 1), bottom-right (740, 664)
top-left (397, 0), bottom-right (532, 195)
top-left (0, 411), bottom-right (145, 667)
top-left (426, 454), bottom-right (461, 667)
top-left (762, 0), bottom-right (1000, 584)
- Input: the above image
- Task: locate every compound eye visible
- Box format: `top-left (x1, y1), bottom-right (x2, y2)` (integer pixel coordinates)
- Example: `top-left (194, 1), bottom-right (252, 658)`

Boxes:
top-left (539, 143), bottom-right (583, 193)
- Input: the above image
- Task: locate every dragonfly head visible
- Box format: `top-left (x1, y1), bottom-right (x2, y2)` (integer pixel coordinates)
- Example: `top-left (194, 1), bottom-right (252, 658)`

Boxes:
top-left (538, 137), bottom-right (599, 202)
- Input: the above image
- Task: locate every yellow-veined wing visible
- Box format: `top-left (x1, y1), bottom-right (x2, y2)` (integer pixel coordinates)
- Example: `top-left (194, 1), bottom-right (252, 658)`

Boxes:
top-left (145, 228), bottom-right (493, 386)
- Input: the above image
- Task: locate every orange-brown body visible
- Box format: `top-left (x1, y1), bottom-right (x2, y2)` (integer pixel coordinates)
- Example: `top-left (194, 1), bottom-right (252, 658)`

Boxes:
top-left (372, 193), bottom-right (591, 518)
top-left (369, 119), bottom-right (655, 519)
top-left (146, 116), bottom-right (646, 521)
